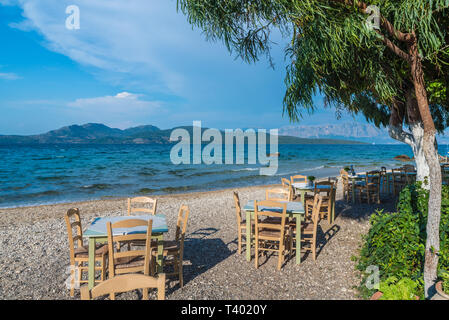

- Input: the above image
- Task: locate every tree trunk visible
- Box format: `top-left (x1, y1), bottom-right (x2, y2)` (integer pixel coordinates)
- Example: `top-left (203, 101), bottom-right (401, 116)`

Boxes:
top-left (409, 38), bottom-right (442, 299)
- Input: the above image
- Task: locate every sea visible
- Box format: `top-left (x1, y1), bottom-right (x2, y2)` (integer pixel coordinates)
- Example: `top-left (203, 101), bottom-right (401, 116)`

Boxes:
top-left (0, 143), bottom-right (426, 208)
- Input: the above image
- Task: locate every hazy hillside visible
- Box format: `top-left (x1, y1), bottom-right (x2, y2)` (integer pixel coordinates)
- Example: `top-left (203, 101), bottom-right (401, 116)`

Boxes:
top-left (0, 123), bottom-right (367, 145)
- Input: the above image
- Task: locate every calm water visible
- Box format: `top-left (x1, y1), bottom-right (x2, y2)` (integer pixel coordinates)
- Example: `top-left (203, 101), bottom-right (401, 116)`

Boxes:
top-left (0, 143), bottom-right (419, 208)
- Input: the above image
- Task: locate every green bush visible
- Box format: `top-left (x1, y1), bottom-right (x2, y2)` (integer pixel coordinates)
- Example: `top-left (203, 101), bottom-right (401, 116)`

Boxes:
top-left (355, 182), bottom-right (449, 299)
top-left (378, 277), bottom-right (420, 300)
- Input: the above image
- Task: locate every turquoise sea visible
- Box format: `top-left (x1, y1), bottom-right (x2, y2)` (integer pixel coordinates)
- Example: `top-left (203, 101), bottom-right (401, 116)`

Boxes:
top-left (0, 143), bottom-right (423, 208)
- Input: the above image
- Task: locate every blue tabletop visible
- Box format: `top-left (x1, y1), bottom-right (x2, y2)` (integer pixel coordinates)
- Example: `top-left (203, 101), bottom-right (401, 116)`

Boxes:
top-left (243, 200), bottom-right (304, 214)
top-left (84, 214), bottom-right (168, 238)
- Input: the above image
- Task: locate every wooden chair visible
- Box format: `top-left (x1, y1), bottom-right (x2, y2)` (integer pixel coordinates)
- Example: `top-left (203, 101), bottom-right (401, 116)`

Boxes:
top-left (80, 273), bottom-right (166, 300)
top-left (281, 178), bottom-right (294, 200)
top-left (392, 168), bottom-right (406, 195)
top-left (380, 167), bottom-right (388, 193)
top-left (313, 181), bottom-right (335, 223)
top-left (402, 165), bottom-right (416, 184)
top-left (107, 218), bottom-right (154, 299)
top-left (291, 175), bottom-right (307, 185)
top-left (64, 208), bottom-right (108, 297)
top-left (289, 194), bottom-right (322, 261)
top-left (233, 192), bottom-right (250, 255)
top-left (266, 187), bottom-right (290, 202)
top-left (340, 169), bottom-right (353, 202)
top-left (357, 171), bottom-right (381, 204)
top-left (254, 200), bottom-right (289, 270)
top-left (128, 197), bottom-right (157, 216)
top-left (152, 205), bottom-right (189, 288)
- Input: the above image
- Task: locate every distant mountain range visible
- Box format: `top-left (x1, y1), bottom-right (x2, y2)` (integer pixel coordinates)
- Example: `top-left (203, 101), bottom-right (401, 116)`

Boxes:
top-left (0, 123), bottom-right (367, 145)
top-left (278, 122), bottom-right (393, 144)
top-left (278, 122), bottom-right (449, 144)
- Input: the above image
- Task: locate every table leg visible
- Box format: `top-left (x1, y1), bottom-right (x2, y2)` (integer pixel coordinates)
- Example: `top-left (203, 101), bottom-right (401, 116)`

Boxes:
top-left (300, 190), bottom-right (306, 208)
top-left (331, 191), bottom-right (336, 223)
top-left (296, 214), bottom-right (301, 264)
top-left (155, 234), bottom-right (164, 273)
top-left (246, 210), bottom-right (252, 262)
top-left (88, 237), bottom-right (96, 290)
top-left (351, 179), bottom-right (356, 204)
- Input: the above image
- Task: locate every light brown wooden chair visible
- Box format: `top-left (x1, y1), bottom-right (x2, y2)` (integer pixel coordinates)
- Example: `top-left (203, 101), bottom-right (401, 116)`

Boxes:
top-left (402, 165), bottom-right (416, 184)
top-left (65, 208), bottom-right (108, 297)
top-left (128, 196), bottom-right (157, 216)
top-left (340, 169), bottom-right (353, 202)
top-left (357, 171), bottom-right (381, 204)
top-left (233, 191), bottom-right (249, 255)
top-left (107, 218), bottom-right (154, 299)
top-left (289, 194), bottom-right (322, 261)
top-left (291, 174), bottom-right (307, 185)
top-left (392, 168), bottom-right (406, 195)
top-left (254, 200), bottom-right (289, 270)
top-left (313, 181), bottom-right (335, 223)
top-left (281, 178), bottom-right (294, 200)
top-left (380, 167), bottom-right (388, 193)
top-left (152, 205), bottom-right (190, 288)
top-left (265, 187), bottom-right (290, 202)
top-left (80, 273), bottom-right (166, 300)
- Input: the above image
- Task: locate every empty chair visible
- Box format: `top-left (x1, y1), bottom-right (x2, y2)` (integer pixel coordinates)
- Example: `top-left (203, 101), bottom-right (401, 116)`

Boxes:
top-left (289, 194), bottom-right (322, 261)
top-left (266, 187), bottom-right (290, 202)
top-left (391, 168), bottom-right (406, 195)
top-left (107, 218), bottom-right (154, 299)
top-left (357, 171), bottom-right (381, 204)
top-left (291, 175), bottom-right (308, 185)
top-left (128, 197), bottom-right (157, 216)
top-left (380, 167), bottom-right (388, 193)
top-left (80, 273), bottom-right (166, 300)
top-left (233, 192), bottom-right (250, 255)
top-left (313, 181), bottom-right (335, 223)
top-left (254, 200), bottom-right (289, 270)
top-left (152, 205), bottom-right (189, 288)
top-left (340, 169), bottom-right (353, 202)
top-left (402, 165), bottom-right (416, 184)
top-left (65, 208), bottom-right (108, 297)
top-left (281, 178), bottom-right (294, 200)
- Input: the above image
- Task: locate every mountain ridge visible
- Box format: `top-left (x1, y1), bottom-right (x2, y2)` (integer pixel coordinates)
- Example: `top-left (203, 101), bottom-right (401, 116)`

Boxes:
top-left (0, 123), bottom-right (367, 145)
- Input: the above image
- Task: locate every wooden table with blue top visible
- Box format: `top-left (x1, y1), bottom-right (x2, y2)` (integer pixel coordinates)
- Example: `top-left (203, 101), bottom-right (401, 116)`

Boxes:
top-left (292, 182), bottom-right (335, 223)
top-left (83, 214), bottom-right (169, 289)
top-left (243, 200), bottom-right (305, 265)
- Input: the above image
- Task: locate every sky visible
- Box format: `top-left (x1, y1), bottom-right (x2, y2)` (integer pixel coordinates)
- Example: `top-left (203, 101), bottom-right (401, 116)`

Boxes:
top-left (0, 0), bottom-right (370, 135)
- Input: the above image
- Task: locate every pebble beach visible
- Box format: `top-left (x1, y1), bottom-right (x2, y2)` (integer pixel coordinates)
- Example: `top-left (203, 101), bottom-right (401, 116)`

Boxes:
top-left (0, 180), bottom-right (396, 300)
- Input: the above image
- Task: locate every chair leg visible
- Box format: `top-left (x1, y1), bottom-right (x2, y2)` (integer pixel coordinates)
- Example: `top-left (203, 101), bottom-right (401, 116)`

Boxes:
top-left (179, 256), bottom-right (184, 288)
top-left (237, 230), bottom-right (242, 255)
top-left (254, 241), bottom-right (259, 269)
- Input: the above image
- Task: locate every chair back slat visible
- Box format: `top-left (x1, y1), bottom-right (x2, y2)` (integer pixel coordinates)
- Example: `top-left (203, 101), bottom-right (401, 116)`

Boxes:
top-left (81, 273), bottom-right (166, 300)
top-left (254, 200), bottom-right (287, 232)
top-left (128, 197), bottom-right (157, 216)
top-left (175, 205), bottom-right (190, 246)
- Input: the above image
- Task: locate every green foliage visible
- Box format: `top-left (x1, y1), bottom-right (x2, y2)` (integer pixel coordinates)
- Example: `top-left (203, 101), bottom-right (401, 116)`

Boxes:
top-left (355, 182), bottom-right (449, 299)
top-left (176, 0), bottom-right (449, 131)
top-left (439, 271), bottom-right (449, 293)
top-left (307, 175), bottom-right (316, 182)
top-left (378, 276), bottom-right (420, 300)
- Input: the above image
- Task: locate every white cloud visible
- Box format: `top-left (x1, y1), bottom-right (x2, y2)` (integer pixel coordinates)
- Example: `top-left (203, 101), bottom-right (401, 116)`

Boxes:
top-left (0, 72), bottom-right (21, 80)
top-left (5, 0), bottom-right (229, 97)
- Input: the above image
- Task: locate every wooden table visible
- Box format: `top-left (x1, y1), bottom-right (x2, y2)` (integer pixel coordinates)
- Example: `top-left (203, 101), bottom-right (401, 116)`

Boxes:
top-left (243, 200), bottom-right (305, 264)
top-left (292, 182), bottom-right (335, 223)
top-left (84, 214), bottom-right (168, 289)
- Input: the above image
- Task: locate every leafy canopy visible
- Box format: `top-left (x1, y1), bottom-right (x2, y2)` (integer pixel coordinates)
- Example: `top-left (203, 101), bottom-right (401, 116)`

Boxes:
top-left (177, 0), bottom-right (449, 130)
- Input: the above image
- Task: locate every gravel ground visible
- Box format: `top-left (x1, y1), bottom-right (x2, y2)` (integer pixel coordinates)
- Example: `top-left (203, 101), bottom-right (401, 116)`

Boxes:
top-left (0, 180), bottom-right (396, 300)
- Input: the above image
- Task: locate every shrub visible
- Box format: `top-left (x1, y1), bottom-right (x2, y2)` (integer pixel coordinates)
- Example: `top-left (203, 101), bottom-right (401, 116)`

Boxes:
top-left (378, 277), bottom-right (420, 300)
top-left (355, 182), bottom-right (449, 299)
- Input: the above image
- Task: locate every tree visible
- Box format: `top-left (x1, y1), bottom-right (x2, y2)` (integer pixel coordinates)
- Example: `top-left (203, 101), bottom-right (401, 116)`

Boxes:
top-left (177, 0), bottom-right (449, 297)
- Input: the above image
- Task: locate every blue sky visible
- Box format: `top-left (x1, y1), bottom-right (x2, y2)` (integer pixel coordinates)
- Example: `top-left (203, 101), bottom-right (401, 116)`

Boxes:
top-left (0, 0), bottom-right (369, 135)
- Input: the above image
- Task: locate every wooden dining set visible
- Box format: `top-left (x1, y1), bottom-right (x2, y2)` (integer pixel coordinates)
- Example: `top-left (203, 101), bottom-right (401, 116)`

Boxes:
top-left (233, 175), bottom-right (337, 271)
top-left (64, 197), bottom-right (190, 300)
top-left (340, 165), bottom-right (418, 204)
